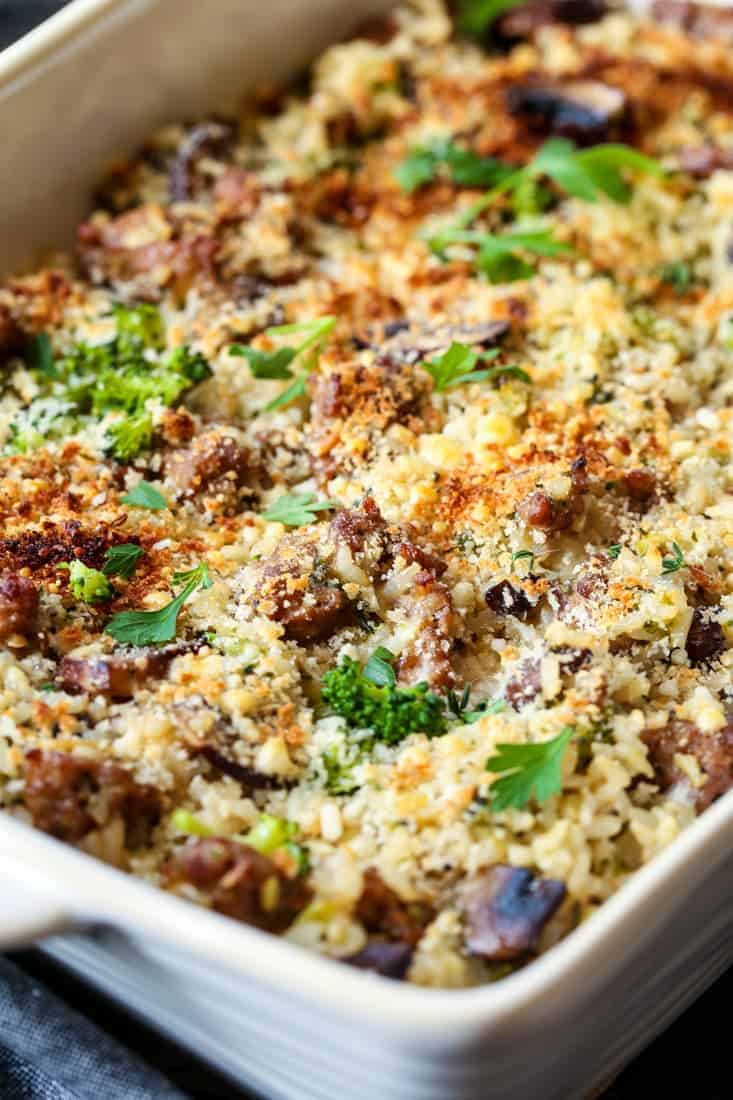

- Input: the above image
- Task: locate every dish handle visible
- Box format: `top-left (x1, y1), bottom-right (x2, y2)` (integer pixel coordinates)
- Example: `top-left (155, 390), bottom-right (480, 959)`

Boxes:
top-left (1, 877), bottom-right (73, 948)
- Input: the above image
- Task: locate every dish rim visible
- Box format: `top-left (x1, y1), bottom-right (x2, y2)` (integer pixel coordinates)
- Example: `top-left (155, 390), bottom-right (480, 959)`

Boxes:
top-left (2, 0), bottom-right (733, 1037)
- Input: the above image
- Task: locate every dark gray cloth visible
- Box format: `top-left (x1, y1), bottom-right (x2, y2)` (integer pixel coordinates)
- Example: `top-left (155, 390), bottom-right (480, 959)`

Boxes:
top-left (0, 956), bottom-right (187, 1100)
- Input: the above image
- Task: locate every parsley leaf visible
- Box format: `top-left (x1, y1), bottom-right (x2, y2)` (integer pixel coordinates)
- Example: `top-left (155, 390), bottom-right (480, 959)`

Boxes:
top-left (395, 137), bottom-right (514, 193)
top-left (531, 139), bottom-right (663, 205)
top-left (229, 317), bottom-right (336, 411)
top-left (363, 646), bottom-right (397, 688)
top-left (486, 726), bottom-right (574, 811)
top-left (59, 561), bottom-right (114, 604)
top-left (457, 0), bottom-right (525, 36)
top-left (264, 373), bottom-right (309, 412)
top-left (120, 481), bottom-right (167, 510)
top-left (102, 544), bottom-right (144, 579)
top-left (426, 139), bottom-right (664, 270)
top-left (228, 346), bottom-right (297, 379)
top-left (607, 543), bottom-right (621, 560)
top-left (262, 492), bottom-right (335, 527)
top-left (429, 225), bottom-right (573, 284)
top-left (25, 333), bottom-right (58, 379)
top-left (105, 561), bottom-right (211, 646)
top-left (423, 341), bottom-right (530, 390)
top-left (512, 549), bottom-right (536, 570)
top-left (661, 542), bottom-right (686, 575)
top-left (446, 685), bottom-right (505, 724)
top-left (660, 261), bottom-right (693, 295)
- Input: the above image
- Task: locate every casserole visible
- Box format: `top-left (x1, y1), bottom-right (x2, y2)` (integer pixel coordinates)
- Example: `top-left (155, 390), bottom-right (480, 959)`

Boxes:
top-left (2, 1), bottom-right (733, 1097)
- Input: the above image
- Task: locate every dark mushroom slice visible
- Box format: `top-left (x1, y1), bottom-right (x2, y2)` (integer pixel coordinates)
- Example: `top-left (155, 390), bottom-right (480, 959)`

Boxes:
top-left (685, 608), bottom-right (725, 668)
top-left (495, 0), bottom-right (608, 41)
top-left (197, 744), bottom-right (295, 790)
top-left (678, 145), bottom-right (733, 180)
top-left (506, 80), bottom-right (627, 145)
top-left (463, 864), bottom-right (566, 961)
top-left (345, 942), bottom-right (414, 980)
top-left (379, 320), bottom-right (510, 366)
top-left (169, 121), bottom-right (237, 202)
top-left (652, 1), bottom-right (733, 45)
top-left (485, 580), bottom-right (533, 620)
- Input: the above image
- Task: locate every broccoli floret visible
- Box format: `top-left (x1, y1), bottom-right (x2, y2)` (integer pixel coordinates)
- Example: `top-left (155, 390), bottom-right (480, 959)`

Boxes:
top-left (321, 657), bottom-right (447, 745)
top-left (9, 306), bottom-right (212, 459)
top-left (61, 561), bottom-right (114, 604)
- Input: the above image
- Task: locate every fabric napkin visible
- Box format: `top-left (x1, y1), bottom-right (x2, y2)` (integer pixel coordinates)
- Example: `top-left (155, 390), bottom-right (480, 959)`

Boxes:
top-left (0, 956), bottom-right (187, 1100)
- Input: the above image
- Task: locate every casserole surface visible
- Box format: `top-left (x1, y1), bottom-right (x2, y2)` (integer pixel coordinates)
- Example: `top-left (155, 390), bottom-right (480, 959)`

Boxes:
top-left (2, 0), bottom-right (733, 1002)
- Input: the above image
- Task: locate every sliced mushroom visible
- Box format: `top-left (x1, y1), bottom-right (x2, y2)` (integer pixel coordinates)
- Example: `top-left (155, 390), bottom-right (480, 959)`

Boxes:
top-left (169, 121), bottom-right (237, 203)
top-left (197, 744), bottom-right (295, 790)
top-left (652, 1), bottom-right (733, 45)
top-left (463, 864), bottom-right (566, 961)
top-left (506, 80), bottom-right (627, 145)
top-left (496, 0), bottom-right (608, 40)
top-left (345, 942), bottom-right (414, 980)
top-left (379, 320), bottom-right (510, 366)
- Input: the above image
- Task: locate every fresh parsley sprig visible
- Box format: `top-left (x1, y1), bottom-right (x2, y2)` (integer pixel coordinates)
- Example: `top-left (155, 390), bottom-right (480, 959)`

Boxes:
top-left (230, 316), bottom-right (336, 412)
top-left (262, 492), bottom-right (335, 527)
top-left (105, 561), bottom-right (211, 646)
top-left (363, 646), bottom-right (397, 688)
top-left (432, 227), bottom-right (573, 284)
top-left (395, 137), bottom-right (515, 194)
top-left (102, 544), bottom-right (144, 580)
top-left (457, 0), bottom-right (525, 36)
top-left (446, 685), bottom-right (505, 724)
top-left (120, 481), bottom-right (167, 510)
top-left (425, 138), bottom-right (663, 279)
top-left (661, 542), bottom-right (686, 575)
top-left (486, 727), bottom-right (574, 811)
top-left (423, 341), bottom-right (530, 390)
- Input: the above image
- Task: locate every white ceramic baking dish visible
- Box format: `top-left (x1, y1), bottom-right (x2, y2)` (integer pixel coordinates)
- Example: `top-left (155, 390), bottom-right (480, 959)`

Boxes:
top-left (3, 3), bottom-right (733, 1098)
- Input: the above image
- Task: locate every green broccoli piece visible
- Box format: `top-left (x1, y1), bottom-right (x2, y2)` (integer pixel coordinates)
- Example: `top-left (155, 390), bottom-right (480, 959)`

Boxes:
top-left (9, 305), bottom-right (212, 460)
top-left (321, 656), bottom-right (447, 745)
top-left (61, 561), bottom-right (114, 604)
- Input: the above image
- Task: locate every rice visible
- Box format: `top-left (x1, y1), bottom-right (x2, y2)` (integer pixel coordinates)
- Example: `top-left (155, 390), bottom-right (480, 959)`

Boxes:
top-left (0, 0), bottom-right (732, 986)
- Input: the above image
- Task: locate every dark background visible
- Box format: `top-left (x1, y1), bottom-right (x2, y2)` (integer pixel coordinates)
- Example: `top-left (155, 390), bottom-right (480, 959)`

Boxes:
top-left (0, 2), bottom-right (729, 1097)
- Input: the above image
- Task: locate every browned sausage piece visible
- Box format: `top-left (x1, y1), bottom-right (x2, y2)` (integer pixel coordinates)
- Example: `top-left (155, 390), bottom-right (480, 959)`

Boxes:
top-left (354, 868), bottom-right (431, 949)
top-left (643, 716), bottom-right (733, 811)
top-left (0, 573), bottom-right (39, 642)
top-left (23, 750), bottom-right (163, 848)
top-left (463, 865), bottom-right (566, 961)
top-left (167, 837), bottom-right (311, 933)
top-left (504, 658), bottom-right (543, 709)
top-left (518, 490), bottom-right (573, 532)
top-left (164, 429), bottom-right (252, 513)
top-left (622, 467), bottom-right (657, 503)
top-left (58, 640), bottom-right (201, 700)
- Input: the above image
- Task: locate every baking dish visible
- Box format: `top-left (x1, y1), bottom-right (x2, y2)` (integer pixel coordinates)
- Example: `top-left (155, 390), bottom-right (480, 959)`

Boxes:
top-left (3, 2), bottom-right (733, 1098)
